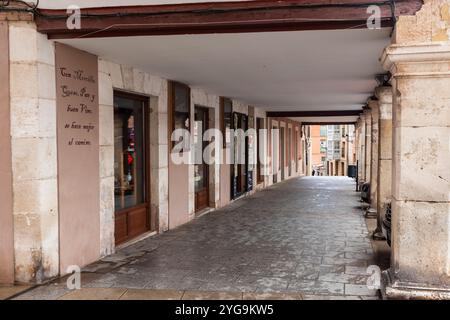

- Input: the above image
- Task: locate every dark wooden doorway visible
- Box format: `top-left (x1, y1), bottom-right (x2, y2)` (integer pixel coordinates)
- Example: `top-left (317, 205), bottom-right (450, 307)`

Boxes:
top-left (288, 127), bottom-right (292, 177)
top-left (272, 125), bottom-right (278, 184)
top-left (295, 129), bottom-right (299, 174)
top-left (231, 112), bottom-right (248, 199)
top-left (113, 92), bottom-right (150, 245)
top-left (256, 118), bottom-right (264, 184)
top-left (194, 106), bottom-right (210, 212)
top-left (280, 127), bottom-right (285, 180)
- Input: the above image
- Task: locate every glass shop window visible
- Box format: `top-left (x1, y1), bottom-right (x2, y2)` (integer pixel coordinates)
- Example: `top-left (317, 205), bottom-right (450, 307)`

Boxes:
top-left (222, 98), bottom-right (232, 147)
top-left (171, 82), bottom-right (191, 151)
top-left (114, 95), bottom-right (146, 211)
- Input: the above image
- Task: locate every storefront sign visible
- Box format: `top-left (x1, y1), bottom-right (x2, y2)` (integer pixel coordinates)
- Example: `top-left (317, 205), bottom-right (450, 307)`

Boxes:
top-left (55, 43), bottom-right (100, 272)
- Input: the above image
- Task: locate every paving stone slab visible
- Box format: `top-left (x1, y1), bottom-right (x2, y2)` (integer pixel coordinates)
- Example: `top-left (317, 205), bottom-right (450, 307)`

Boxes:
top-left (15, 177), bottom-right (381, 300)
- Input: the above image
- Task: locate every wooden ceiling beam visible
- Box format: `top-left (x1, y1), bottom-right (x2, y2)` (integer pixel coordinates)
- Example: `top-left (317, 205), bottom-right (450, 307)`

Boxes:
top-left (33, 0), bottom-right (423, 39)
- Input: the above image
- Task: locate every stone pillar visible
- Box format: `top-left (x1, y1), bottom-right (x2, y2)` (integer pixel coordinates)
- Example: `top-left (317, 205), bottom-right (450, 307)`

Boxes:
top-left (0, 20), bottom-right (14, 285)
top-left (373, 86), bottom-right (392, 240)
top-left (357, 114), bottom-right (366, 188)
top-left (354, 120), bottom-right (360, 188)
top-left (367, 100), bottom-right (379, 218)
top-left (9, 21), bottom-right (59, 283)
top-left (380, 0), bottom-right (450, 298)
top-left (363, 107), bottom-right (372, 185)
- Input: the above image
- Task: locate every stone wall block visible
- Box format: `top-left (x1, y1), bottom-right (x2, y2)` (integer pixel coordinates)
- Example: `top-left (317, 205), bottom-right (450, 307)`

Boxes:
top-left (158, 201), bottom-right (169, 233)
top-left (394, 0), bottom-right (450, 44)
top-left (158, 80), bottom-right (168, 113)
top-left (100, 176), bottom-right (115, 257)
top-left (13, 213), bottom-right (42, 283)
top-left (10, 97), bottom-right (39, 138)
top-left (121, 65), bottom-right (135, 91)
top-left (98, 71), bottom-right (114, 106)
top-left (150, 75), bottom-right (163, 97)
top-left (108, 61), bottom-right (124, 88)
top-left (132, 68), bottom-right (145, 93)
top-left (393, 199), bottom-right (450, 285)
top-left (378, 120), bottom-right (392, 160)
top-left (37, 32), bottom-right (55, 66)
top-left (158, 113), bottom-right (168, 145)
top-left (39, 197), bottom-right (59, 279)
top-left (38, 98), bottom-right (57, 139)
top-left (393, 126), bottom-right (450, 202)
top-left (10, 62), bottom-right (38, 99)
top-left (99, 104), bottom-right (114, 146)
top-left (100, 145), bottom-right (114, 178)
top-left (37, 63), bottom-right (56, 100)
top-left (11, 137), bottom-right (57, 181)
top-left (395, 77), bottom-right (450, 127)
top-left (9, 22), bottom-right (37, 62)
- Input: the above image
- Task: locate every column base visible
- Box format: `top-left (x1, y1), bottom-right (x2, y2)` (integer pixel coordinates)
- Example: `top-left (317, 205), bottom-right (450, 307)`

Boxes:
top-left (365, 208), bottom-right (377, 219)
top-left (381, 270), bottom-right (450, 300)
top-left (360, 202), bottom-right (370, 210)
top-left (372, 230), bottom-right (386, 241)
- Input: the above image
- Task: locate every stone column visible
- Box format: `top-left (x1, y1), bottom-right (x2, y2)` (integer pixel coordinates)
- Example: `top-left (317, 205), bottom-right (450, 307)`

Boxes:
top-left (354, 120), bottom-right (360, 188)
top-left (0, 20), bottom-right (14, 285)
top-left (380, 0), bottom-right (450, 297)
top-left (9, 21), bottom-right (59, 283)
top-left (363, 107), bottom-right (372, 185)
top-left (373, 86), bottom-right (392, 240)
top-left (357, 114), bottom-right (366, 188)
top-left (367, 100), bottom-right (379, 218)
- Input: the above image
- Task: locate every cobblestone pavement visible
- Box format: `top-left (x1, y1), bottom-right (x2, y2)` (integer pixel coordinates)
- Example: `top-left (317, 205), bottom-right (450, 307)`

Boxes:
top-left (15, 176), bottom-right (380, 300)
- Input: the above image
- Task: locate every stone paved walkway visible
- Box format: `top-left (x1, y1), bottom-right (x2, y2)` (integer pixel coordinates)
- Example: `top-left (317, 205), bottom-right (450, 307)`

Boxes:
top-left (14, 176), bottom-right (380, 300)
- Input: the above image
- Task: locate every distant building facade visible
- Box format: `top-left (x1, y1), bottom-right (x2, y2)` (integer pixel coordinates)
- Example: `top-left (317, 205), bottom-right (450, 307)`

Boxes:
top-left (310, 125), bottom-right (327, 175)
top-left (326, 125), bottom-right (356, 176)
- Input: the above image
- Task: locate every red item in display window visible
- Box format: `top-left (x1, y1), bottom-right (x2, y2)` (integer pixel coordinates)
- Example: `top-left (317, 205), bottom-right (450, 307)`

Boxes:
top-left (127, 153), bottom-right (134, 165)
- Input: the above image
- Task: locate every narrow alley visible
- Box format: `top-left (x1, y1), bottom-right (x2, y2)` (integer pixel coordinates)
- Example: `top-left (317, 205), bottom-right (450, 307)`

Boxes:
top-left (15, 177), bottom-right (380, 300)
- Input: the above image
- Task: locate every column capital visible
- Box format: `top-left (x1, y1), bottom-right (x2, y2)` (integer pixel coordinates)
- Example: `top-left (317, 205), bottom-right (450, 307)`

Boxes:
top-left (381, 43), bottom-right (450, 76)
top-left (374, 86), bottom-right (392, 104)
top-left (356, 115), bottom-right (365, 129)
top-left (367, 99), bottom-right (379, 112)
top-left (358, 113), bottom-right (365, 121)
top-left (375, 87), bottom-right (393, 120)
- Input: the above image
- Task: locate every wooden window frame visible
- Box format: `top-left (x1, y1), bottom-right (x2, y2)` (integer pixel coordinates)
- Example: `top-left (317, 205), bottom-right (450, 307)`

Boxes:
top-left (113, 90), bottom-right (152, 244)
top-left (168, 81), bottom-right (191, 152)
top-left (220, 97), bottom-right (233, 148)
top-left (256, 117), bottom-right (265, 184)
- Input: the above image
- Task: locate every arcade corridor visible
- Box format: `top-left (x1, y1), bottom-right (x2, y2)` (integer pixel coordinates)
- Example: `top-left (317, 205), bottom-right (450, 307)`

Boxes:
top-left (14, 176), bottom-right (382, 300)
